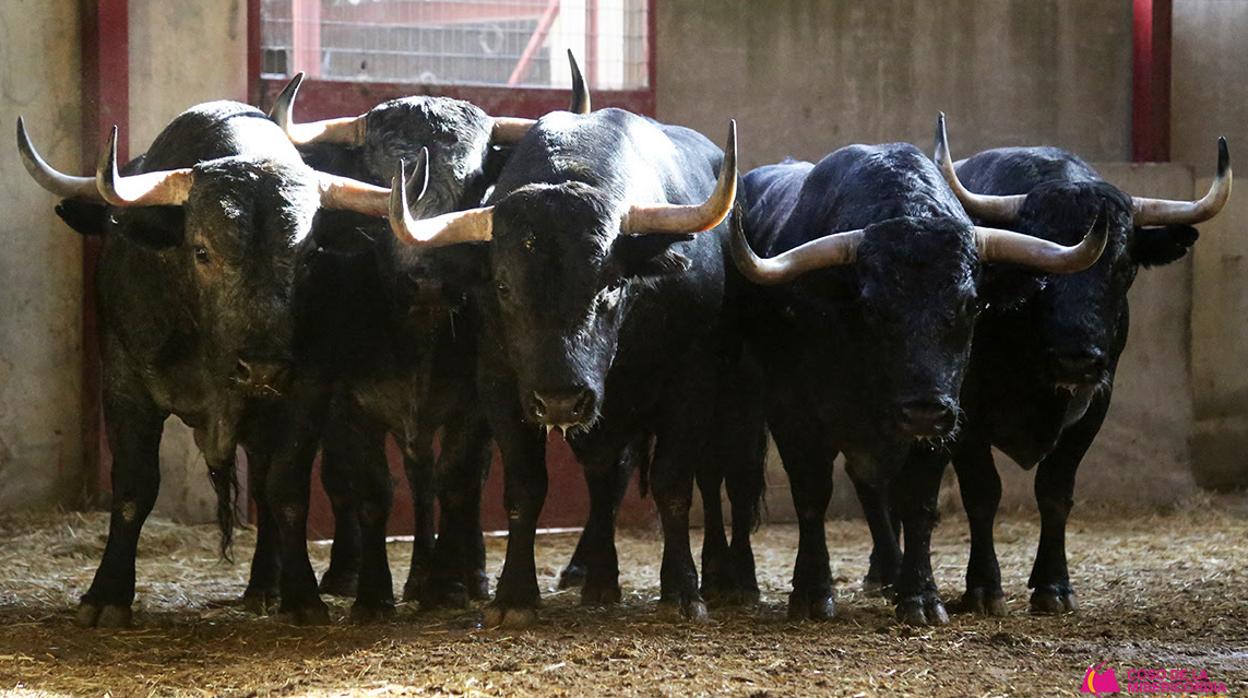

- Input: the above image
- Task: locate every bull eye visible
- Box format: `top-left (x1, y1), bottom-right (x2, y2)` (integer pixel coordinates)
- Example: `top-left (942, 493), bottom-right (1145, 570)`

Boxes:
top-left (495, 280), bottom-right (512, 299)
top-left (193, 246), bottom-right (211, 265)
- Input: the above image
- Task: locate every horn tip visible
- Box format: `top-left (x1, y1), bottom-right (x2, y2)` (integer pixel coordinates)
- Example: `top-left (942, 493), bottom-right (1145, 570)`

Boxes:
top-left (1217, 136), bottom-right (1230, 176)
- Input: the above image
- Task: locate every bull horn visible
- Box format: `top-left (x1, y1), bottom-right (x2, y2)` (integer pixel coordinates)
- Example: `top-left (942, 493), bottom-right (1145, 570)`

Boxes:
top-left (269, 72), bottom-right (367, 147)
top-left (1132, 137), bottom-right (1232, 226)
top-left (317, 172), bottom-right (391, 217)
top-left (622, 120), bottom-right (738, 235)
top-left (568, 49), bottom-right (591, 115)
top-left (935, 113), bottom-right (1026, 224)
top-left (16, 116), bottom-right (104, 201)
top-left (389, 150), bottom-right (494, 248)
top-left (97, 127), bottom-right (194, 207)
top-left (729, 200), bottom-right (863, 286)
top-left (490, 117), bottom-right (537, 145)
top-left (975, 213), bottom-right (1108, 274)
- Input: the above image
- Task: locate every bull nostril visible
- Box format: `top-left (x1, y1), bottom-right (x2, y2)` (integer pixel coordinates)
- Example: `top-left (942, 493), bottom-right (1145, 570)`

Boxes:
top-left (233, 358), bottom-right (253, 382)
top-left (897, 399), bottom-right (956, 436)
top-left (530, 392), bottom-right (548, 419)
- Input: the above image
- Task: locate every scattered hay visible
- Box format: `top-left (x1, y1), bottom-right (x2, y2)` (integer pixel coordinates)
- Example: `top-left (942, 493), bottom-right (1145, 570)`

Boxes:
top-left (0, 501), bottom-right (1245, 696)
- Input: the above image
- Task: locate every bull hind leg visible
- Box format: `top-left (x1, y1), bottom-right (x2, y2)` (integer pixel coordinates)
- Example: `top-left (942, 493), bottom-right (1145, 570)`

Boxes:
top-left (891, 448), bottom-right (950, 626)
top-left (766, 399), bottom-right (836, 621)
top-left (561, 436), bottom-right (641, 594)
top-left (695, 459), bottom-right (732, 605)
top-left (77, 381), bottom-right (166, 628)
top-left (316, 416), bottom-right (362, 598)
top-left (947, 436), bottom-right (1006, 616)
top-left (420, 416), bottom-right (492, 610)
top-left (266, 421), bottom-right (332, 625)
top-left (324, 414), bottom-right (393, 623)
top-left (401, 448), bottom-right (436, 604)
top-left (1029, 396), bottom-right (1109, 615)
top-left (846, 463), bottom-right (902, 599)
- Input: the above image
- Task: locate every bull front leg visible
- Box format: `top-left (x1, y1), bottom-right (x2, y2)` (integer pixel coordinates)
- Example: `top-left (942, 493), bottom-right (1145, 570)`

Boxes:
top-left (243, 448), bottom-right (282, 614)
top-left (77, 381), bottom-right (166, 628)
top-left (565, 446), bottom-right (636, 606)
top-left (266, 429), bottom-right (330, 625)
top-left (317, 411), bottom-right (363, 598)
top-left (891, 447), bottom-right (949, 626)
top-left (1029, 394), bottom-right (1109, 615)
top-left (845, 462), bottom-right (902, 599)
top-left (948, 434), bottom-right (1006, 616)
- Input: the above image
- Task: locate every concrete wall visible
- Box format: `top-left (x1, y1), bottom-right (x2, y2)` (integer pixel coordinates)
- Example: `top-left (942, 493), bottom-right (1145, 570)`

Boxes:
top-left (0, 1), bottom-right (85, 512)
top-left (656, 0), bottom-right (1133, 170)
top-left (128, 0), bottom-right (249, 522)
top-left (1172, 0), bottom-right (1248, 490)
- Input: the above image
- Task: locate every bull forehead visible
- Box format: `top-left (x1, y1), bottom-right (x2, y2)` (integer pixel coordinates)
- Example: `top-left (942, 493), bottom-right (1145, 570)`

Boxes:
top-left (857, 218), bottom-right (977, 283)
top-left (494, 183), bottom-right (619, 259)
top-left (186, 158), bottom-right (320, 249)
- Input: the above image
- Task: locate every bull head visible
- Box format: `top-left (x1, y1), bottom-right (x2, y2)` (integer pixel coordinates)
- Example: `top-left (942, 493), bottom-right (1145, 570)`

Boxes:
top-left (934, 113), bottom-right (1232, 228)
top-left (387, 120), bottom-right (738, 248)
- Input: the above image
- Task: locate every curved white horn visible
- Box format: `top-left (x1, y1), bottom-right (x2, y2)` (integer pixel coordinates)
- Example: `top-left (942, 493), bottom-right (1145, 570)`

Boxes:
top-left (1132, 137), bottom-right (1232, 226)
top-left (622, 120), bottom-right (738, 235)
top-left (975, 213), bottom-right (1108, 273)
top-left (16, 116), bottom-right (103, 201)
top-left (935, 112), bottom-right (1026, 224)
top-left (389, 149), bottom-right (494, 248)
top-left (96, 127), bottom-right (193, 207)
top-left (269, 72), bottom-right (367, 146)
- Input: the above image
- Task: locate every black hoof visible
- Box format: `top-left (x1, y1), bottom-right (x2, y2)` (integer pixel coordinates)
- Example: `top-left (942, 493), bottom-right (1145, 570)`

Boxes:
top-left (76, 602), bottom-right (132, 628)
top-left (1029, 586), bottom-right (1078, 615)
top-left (656, 594), bottom-right (709, 624)
top-left (787, 588), bottom-right (836, 621)
top-left (483, 604), bottom-right (539, 629)
top-left (580, 581), bottom-right (622, 606)
top-left (419, 580), bottom-right (471, 611)
top-left (349, 601), bottom-right (396, 624)
top-left (280, 599), bottom-right (332, 626)
top-left (466, 571), bottom-right (490, 601)
top-left (558, 563), bottom-right (587, 590)
top-left (895, 593), bottom-right (949, 626)
top-left (704, 585), bottom-right (761, 608)
top-left (242, 588), bottom-right (279, 615)
top-left (949, 586), bottom-right (1007, 616)
top-left (318, 569), bottom-right (359, 598)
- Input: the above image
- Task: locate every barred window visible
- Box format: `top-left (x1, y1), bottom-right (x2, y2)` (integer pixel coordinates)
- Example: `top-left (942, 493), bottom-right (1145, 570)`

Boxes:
top-left (260, 0), bottom-right (650, 90)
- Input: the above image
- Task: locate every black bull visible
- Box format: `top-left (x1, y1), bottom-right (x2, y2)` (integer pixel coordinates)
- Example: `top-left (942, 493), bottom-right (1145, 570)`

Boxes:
top-left (729, 138), bottom-right (1110, 625)
top-left (16, 101), bottom-right (397, 626)
top-left (385, 107), bottom-right (766, 626)
top-left (856, 120), bottom-right (1232, 617)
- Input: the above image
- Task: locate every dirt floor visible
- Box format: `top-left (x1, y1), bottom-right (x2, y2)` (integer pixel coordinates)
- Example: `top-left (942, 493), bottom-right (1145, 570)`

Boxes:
top-left (0, 498), bottom-right (1245, 697)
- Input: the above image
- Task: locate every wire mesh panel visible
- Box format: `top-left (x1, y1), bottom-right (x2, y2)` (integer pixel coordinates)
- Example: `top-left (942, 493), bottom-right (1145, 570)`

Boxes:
top-left (260, 0), bottom-right (649, 90)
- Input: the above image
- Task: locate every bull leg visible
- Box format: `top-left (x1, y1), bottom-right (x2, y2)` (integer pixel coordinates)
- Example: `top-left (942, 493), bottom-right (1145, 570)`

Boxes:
top-left (421, 416), bottom-right (492, 609)
top-left (721, 390), bottom-right (767, 607)
top-left (948, 436), bottom-right (1006, 616)
top-left (482, 413), bottom-right (546, 628)
top-left (769, 407), bottom-right (836, 621)
top-left (561, 440), bottom-right (637, 593)
top-left (1029, 395), bottom-right (1109, 615)
top-left (695, 459), bottom-right (732, 606)
top-left (892, 448), bottom-right (949, 626)
top-left (573, 453), bottom-right (633, 606)
top-left (317, 414), bottom-right (362, 598)
top-left (243, 449), bottom-right (281, 613)
top-left (401, 448), bottom-right (436, 603)
top-left (846, 463), bottom-right (901, 599)
top-left (267, 431), bottom-right (330, 625)
top-left (77, 383), bottom-right (166, 628)
top-left (332, 417), bottom-right (394, 623)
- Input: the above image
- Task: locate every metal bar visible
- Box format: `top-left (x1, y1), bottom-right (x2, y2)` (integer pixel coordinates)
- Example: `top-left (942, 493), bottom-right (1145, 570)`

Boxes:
top-left (586, 0), bottom-right (598, 88)
top-left (1132, 0), bottom-right (1172, 162)
top-left (79, 0), bottom-right (129, 507)
top-left (507, 0), bottom-right (561, 86)
top-left (291, 0), bottom-right (323, 78)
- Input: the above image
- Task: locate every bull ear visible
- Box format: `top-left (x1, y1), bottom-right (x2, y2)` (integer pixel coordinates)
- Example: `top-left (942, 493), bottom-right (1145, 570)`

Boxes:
top-left (977, 265), bottom-right (1047, 313)
top-left (54, 200), bottom-right (109, 237)
top-left (615, 235), bottom-right (693, 280)
top-left (112, 206), bottom-right (186, 249)
top-left (1130, 224), bottom-right (1199, 267)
